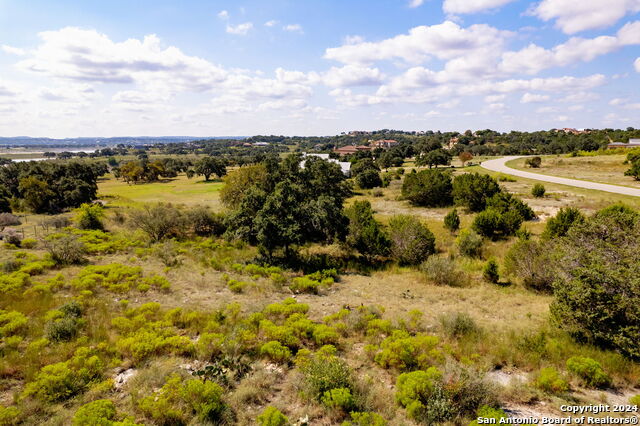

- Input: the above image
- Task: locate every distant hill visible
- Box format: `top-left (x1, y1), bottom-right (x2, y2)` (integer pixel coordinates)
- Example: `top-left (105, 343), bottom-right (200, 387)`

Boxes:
top-left (0, 136), bottom-right (246, 148)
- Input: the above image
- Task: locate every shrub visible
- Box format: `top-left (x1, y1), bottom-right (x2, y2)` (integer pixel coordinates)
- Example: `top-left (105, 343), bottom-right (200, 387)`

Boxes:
top-left (525, 156), bottom-right (542, 168)
top-left (469, 405), bottom-right (507, 426)
top-left (46, 316), bottom-right (83, 342)
top-left (75, 203), bottom-right (105, 230)
top-left (356, 169), bottom-right (382, 189)
top-left (388, 215), bottom-right (436, 265)
top-left (472, 208), bottom-right (523, 239)
top-left (2, 229), bottom-right (22, 247)
top-left (21, 238), bottom-right (36, 249)
top-left (374, 330), bottom-right (441, 371)
top-left (44, 234), bottom-right (87, 265)
top-left (452, 173), bottom-right (500, 212)
top-left (186, 206), bottom-right (226, 236)
top-left (345, 201), bottom-right (390, 259)
top-left (342, 412), bottom-right (387, 426)
top-left (395, 368), bottom-right (444, 422)
top-left (566, 357), bottom-right (611, 388)
top-left (443, 208), bottom-right (460, 232)
top-left (72, 399), bottom-right (117, 425)
top-left (551, 208), bottom-right (640, 357)
top-left (439, 312), bottom-right (481, 339)
top-left (543, 207), bottom-right (585, 239)
top-left (0, 310), bottom-right (28, 337)
top-left (257, 406), bottom-right (289, 426)
top-left (533, 367), bottom-right (568, 394)
top-left (0, 405), bottom-right (20, 426)
top-left (531, 184), bottom-right (546, 198)
top-left (72, 264), bottom-right (170, 293)
top-left (401, 169), bottom-right (453, 207)
top-left (504, 239), bottom-right (554, 292)
top-left (260, 341), bottom-right (292, 363)
top-left (22, 347), bottom-right (104, 403)
top-left (486, 192), bottom-right (535, 221)
top-left (420, 256), bottom-right (466, 287)
top-left (289, 276), bottom-right (332, 294)
top-left (301, 354), bottom-right (352, 401)
top-left (321, 387), bottom-right (356, 412)
top-left (630, 395), bottom-right (640, 405)
top-left (129, 203), bottom-right (185, 242)
top-left (456, 229), bottom-right (483, 257)
top-left (483, 259), bottom-right (500, 283)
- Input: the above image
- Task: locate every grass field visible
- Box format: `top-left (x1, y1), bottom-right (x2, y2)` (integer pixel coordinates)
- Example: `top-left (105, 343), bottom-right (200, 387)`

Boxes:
top-left (506, 154), bottom-right (640, 189)
top-left (98, 174), bottom-right (224, 208)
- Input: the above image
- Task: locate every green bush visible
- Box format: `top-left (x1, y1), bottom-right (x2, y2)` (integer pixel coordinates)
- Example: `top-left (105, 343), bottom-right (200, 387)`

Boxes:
top-left (72, 264), bottom-right (170, 293)
top-left (0, 405), bottom-right (20, 426)
top-left (0, 310), bottom-right (28, 337)
top-left (629, 394), bottom-right (640, 405)
top-left (72, 399), bottom-right (116, 425)
top-left (543, 207), bottom-right (585, 239)
top-left (342, 412), bottom-right (387, 426)
top-left (533, 367), bottom-right (569, 394)
top-left (443, 208), bottom-right (460, 232)
top-left (469, 405), bottom-right (507, 426)
top-left (301, 354), bottom-right (352, 401)
top-left (420, 256), bottom-right (466, 287)
top-left (456, 229), bottom-right (483, 257)
top-left (44, 234), bottom-right (87, 265)
top-left (290, 276), bottom-right (332, 294)
top-left (260, 341), bottom-right (292, 363)
top-left (321, 387), bottom-right (356, 412)
top-left (374, 330), bottom-right (441, 371)
top-left (257, 406), bottom-right (289, 426)
top-left (566, 357), bottom-right (611, 388)
top-left (504, 238), bottom-right (554, 292)
top-left (531, 184), bottom-right (546, 198)
top-left (356, 169), bottom-right (382, 189)
top-left (345, 201), bottom-right (390, 259)
top-left (401, 169), bottom-right (453, 207)
top-left (186, 206), bottom-right (226, 236)
top-left (439, 312), bottom-right (481, 339)
top-left (452, 173), bottom-right (500, 212)
top-left (129, 203), bottom-right (186, 242)
top-left (472, 208), bottom-right (523, 239)
top-left (525, 156), bottom-right (542, 168)
top-left (395, 368), bottom-right (444, 422)
top-left (486, 192), bottom-right (535, 221)
top-left (23, 347), bottom-right (104, 403)
top-left (388, 215), bottom-right (436, 265)
top-left (20, 238), bottom-right (37, 249)
top-left (75, 203), bottom-right (105, 230)
top-left (483, 259), bottom-right (500, 283)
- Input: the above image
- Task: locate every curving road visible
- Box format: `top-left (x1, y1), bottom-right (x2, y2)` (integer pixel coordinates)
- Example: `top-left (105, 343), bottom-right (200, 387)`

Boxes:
top-left (481, 156), bottom-right (640, 197)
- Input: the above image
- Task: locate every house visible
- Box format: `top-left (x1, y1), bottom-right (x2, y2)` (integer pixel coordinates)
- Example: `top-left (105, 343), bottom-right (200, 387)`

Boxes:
top-left (558, 128), bottom-right (588, 135)
top-left (607, 139), bottom-right (640, 149)
top-left (300, 153), bottom-right (351, 176)
top-left (333, 145), bottom-right (372, 155)
top-left (253, 142), bottom-right (270, 147)
top-left (370, 139), bottom-right (398, 149)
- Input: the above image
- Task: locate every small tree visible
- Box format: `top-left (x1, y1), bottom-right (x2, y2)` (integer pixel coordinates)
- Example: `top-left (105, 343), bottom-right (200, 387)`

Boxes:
top-left (194, 156), bottom-right (227, 181)
top-left (525, 157), bottom-right (542, 168)
top-left (458, 152), bottom-right (473, 167)
top-left (388, 215), bottom-right (436, 265)
top-left (483, 259), bottom-right (500, 283)
top-left (543, 207), bottom-right (585, 239)
top-left (401, 169), bottom-right (453, 207)
top-left (356, 169), bottom-right (382, 189)
top-left (44, 234), bottom-right (87, 265)
top-left (452, 173), bottom-right (500, 212)
top-left (129, 204), bottom-right (186, 242)
top-left (472, 209), bottom-right (523, 240)
top-left (75, 203), bottom-right (105, 230)
top-left (443, 208), bottom-right (460, 232)
top-left (456, 229), bottom-right (483, 257)
top-left (531, 184), bottom-right (546, 198)
top-left (624, 159), bottom-right (640, 180)
top-left (345, 201), bottom-right (390, 259)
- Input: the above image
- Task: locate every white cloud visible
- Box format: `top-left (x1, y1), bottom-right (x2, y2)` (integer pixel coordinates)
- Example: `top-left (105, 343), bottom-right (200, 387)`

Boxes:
top-left (499, 22), bottom-right (640, 75)
top-left (443, 0), bottom-right (516, 14)
top-left (283, 24), bottom-right (303, 33)
top-left (226, 22), bottom-right (253, 35)
top-left (635, 57), bottom-right (640, 72)
top-left (324, 21), bottom-right (511, 65)
top-left (521, 92), bottom-right (550, 103)
top-left (531, 0), bottom-right (640, 34)
top-left (408, 0), bottom-right (425, 8)
top-left (323, 65), bottom-right (385, 87)
top-left (485, 94), bottom-right (505, 103)
top-left (1, 45), bottom-right (26, 56)
top-left (343, 35), bottom-right (364, 45)
top-left (264, 20), bottom-right (278, 27)
top-left (217, 10), bottom-right (229, 20)
top-left (609, 97), bottom-right (627, 105)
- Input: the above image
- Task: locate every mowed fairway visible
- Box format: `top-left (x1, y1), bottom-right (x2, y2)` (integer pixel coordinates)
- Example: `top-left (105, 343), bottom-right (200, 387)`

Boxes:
top-left (98, 173), bottom-right (224, 208)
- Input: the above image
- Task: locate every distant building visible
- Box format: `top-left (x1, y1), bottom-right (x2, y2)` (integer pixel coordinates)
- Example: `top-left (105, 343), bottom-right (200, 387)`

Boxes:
top-left (253, 142), bottom-right (270, 146)
top-left (558, 128), bottom-right (588, 135)
top-left (333, 145), bottom-right (372, 155)
top-left (301, 153), bottom-right (351, 176)
top-left (607, 139), bottom-right (640, 149)
top-left (370, 139), bottom-right (398, 149)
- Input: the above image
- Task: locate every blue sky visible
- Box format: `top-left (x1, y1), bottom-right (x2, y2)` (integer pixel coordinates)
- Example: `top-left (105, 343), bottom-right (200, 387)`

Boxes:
top-left (0, 0), bottom-right (638, 137)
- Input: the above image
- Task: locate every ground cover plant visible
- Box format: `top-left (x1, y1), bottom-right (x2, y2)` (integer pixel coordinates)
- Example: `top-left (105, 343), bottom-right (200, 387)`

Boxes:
top-left (1, 150), bottom-right (640, 425)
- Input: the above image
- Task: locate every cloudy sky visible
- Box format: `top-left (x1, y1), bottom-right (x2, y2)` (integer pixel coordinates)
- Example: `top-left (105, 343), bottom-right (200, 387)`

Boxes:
top-left (0, 0), bottom-right (639, 137)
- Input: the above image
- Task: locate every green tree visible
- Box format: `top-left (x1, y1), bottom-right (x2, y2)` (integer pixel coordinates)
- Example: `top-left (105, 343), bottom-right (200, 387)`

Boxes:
top-left (543, 207), bottom-right (585, 239)
top-left (388, 215), bottom-right (436, 265)
top-left (75, 203), bottom-right (105, 230)
top-left (452, 173), bottom-right (500, 212)
top-left (417, 149), bottom-right (452, 168)
top-left (483, 259), bottom-right (500, 283)
top-left (356, 169), bottom-right (382, 189)
top-left (531, 183), bottom-right (546, 197)
top-left (443, 208), bottom-right (460, 232)
top-left (401, 169), bottom-right (453, 207)
top-left (525, 156), bottom-right (542, 168)
top-left (194, 156), bottom-right (227, 181)
top-left (345, 201), bottom-right (390, 259)
top-left (18, 176), bottom-right (55, 213)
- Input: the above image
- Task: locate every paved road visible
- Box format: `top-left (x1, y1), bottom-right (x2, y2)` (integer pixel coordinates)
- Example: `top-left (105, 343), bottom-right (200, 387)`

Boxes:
top-left (481, 156), bottom-right (640, 197)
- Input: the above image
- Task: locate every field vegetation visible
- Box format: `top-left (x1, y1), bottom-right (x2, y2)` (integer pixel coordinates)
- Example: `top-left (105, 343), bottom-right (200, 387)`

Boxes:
top-left (1, 138), bottom-right (639, 425)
